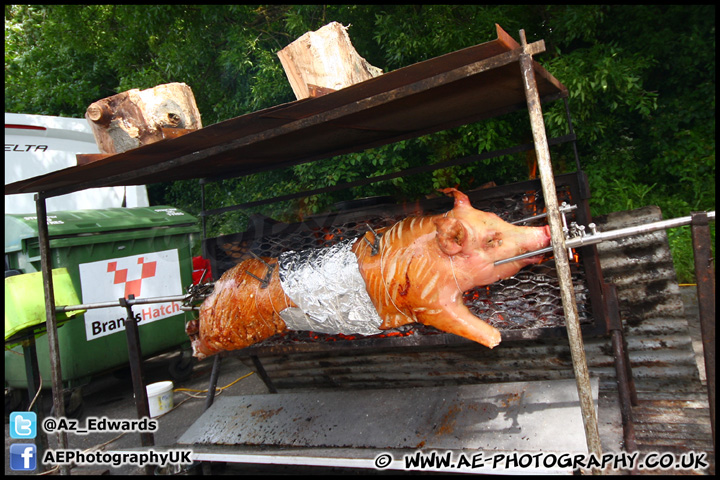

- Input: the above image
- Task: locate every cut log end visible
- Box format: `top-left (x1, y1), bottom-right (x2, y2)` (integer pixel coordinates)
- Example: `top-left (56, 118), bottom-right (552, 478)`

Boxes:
top-left (278, 22), bottom-right (382, 101)
top-left (85, 82), bottom-right (202, 155)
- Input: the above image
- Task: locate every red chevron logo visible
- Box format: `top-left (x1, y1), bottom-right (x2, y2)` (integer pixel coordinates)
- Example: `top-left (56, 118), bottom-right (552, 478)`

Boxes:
top-left (106, 257), bottom-right (157, 299)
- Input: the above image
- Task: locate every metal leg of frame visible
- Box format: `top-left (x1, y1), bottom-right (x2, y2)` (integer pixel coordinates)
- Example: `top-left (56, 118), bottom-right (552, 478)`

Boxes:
top-left (518, 31), bottom-right (603, 462)
top-left (603, 283), bottom-right (638, 452)
top-left (203, 354), bottom-right (222, 411)
top-left (36, 193), bottom-right (70, 475)
top-left (691, 212), bottom-right (715, 449)
top-left (120, 297), bottom-right (155, 445)
top-left (120, 296), bottom-right (155, 475)
top-left (251, 355), bottom-right (278, 393)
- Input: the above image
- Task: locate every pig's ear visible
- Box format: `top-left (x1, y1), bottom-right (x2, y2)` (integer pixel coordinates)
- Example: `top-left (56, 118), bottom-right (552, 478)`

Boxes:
top-left (434, 217), bottom-right (466, 256)
top-left (439, 187), bottom-right (471, 209)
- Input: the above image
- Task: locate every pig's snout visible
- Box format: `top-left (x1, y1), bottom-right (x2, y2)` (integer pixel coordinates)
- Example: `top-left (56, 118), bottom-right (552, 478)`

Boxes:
top-left (514, 225), bottom-right (551, 264)
top-left (532, 224), bottom-right (552, 253)
top-left (540, 225), bottom-right (551, 246)
top-left (522, 225), bottom-right (551, 251)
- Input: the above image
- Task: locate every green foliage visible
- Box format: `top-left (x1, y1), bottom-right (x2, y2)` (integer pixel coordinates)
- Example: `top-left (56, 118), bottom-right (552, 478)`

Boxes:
top-left (5, 5), bottom-right (714, 281)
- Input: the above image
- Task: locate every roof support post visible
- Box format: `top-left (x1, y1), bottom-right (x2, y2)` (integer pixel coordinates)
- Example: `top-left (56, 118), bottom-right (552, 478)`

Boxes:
top-left (691, 211), bottom-right (715, 449)
top-left (517, 30), bottom-right (603, 464)
top-left (119, 295), bottom-right (156, 475)
top-left (35, 192), bottom-right (70, 475)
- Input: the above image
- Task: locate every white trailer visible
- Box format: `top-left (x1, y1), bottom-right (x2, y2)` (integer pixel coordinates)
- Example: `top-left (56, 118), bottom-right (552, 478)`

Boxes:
top-left (5, 112), bottom-right (149, 214)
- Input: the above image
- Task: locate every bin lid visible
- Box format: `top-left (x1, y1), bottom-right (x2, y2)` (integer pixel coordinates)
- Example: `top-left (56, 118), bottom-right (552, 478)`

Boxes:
top-left (5, 206), bottom-right (198, 253)
top-left (5, 268), bottom-right (85, 344)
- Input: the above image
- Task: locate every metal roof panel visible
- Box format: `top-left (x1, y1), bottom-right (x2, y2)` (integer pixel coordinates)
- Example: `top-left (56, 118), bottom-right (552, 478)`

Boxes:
top-left (5, 25), bottom-right (566, 198)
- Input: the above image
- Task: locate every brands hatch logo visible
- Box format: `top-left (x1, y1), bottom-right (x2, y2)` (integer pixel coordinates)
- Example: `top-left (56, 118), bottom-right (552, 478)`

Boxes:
top-left (79, 249), bottom-right (183, 340)
top-left (107, 257), bottom-right (157, 300)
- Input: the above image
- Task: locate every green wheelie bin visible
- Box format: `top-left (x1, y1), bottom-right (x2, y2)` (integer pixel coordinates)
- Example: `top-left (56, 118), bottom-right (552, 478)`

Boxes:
top-left (4, 206), bottom-right (200, 395)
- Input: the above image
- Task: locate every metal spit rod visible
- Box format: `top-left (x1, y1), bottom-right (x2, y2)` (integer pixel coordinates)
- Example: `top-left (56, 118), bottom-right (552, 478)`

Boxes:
top-left (56, 294), bottom-right (190, 313)
top-left (56, 210), bottom-right (714, 310)
top-left (511, 203), bottom-right (577, 225)
top-left (495, 210), bottom-right (716, 266)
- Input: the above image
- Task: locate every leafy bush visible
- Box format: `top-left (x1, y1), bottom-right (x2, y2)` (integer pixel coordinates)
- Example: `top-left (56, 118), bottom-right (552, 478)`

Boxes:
top-left (6, 5), bottom-right (714, 281)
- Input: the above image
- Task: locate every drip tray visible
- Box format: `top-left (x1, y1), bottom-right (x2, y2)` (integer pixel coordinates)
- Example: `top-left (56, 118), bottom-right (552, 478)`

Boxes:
top-left (178, 378), bottom-right (597, 453)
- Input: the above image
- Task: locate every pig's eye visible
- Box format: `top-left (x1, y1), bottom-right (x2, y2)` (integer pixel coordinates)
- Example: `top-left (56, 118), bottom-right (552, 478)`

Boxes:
top-left (485, 234), bottom-right (502, 248)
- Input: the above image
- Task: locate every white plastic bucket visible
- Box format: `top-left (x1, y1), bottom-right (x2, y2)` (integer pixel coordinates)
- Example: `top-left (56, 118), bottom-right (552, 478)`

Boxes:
top-left (146, 381), bottom-right (174, 418)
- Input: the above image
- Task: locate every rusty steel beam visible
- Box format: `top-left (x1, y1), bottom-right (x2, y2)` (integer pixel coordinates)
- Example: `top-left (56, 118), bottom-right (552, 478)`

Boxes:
top-left (37, 47), bottom-right (528, 198)
top-left (517, 30), bottom-right (603, 462)
top-left (691, 212), bottom-right (715, 450)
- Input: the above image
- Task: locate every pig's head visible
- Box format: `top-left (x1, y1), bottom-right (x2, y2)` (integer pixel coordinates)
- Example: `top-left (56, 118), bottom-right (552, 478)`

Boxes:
top-left (433, 188), bottom-right (551, 289)
top-left (353, 187), bottom-right (552, 350)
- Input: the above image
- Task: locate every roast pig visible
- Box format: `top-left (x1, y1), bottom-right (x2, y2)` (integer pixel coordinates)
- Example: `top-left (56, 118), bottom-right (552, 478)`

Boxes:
top-left (187, 188), bottom-right (551, 358)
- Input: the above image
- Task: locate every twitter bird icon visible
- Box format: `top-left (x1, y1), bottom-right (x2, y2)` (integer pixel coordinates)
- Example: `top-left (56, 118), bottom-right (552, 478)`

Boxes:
top-left (10, 411), bottom-right (37, 439)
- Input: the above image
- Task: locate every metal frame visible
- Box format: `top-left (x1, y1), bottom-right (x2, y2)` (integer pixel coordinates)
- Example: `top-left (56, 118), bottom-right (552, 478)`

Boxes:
top-left (192, 29), bottom-right (606, 459)
top-left (34, 193), bottom-right (70, 475)
top-left (27, 28), bottom-right (598, 467)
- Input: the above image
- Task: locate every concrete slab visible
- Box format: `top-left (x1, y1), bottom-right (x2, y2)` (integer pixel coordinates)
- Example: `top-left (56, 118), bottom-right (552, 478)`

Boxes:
top-left (179, 378), bottom-right (598, 453)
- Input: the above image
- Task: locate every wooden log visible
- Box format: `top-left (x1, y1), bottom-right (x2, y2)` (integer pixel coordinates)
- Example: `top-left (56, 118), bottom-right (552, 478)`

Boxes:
top-left (85, 83), bottom-right (202, 154)
top-left (76, 153), bottom-right (112, 166)
top-left (277, 22), bottom-right (383, 100)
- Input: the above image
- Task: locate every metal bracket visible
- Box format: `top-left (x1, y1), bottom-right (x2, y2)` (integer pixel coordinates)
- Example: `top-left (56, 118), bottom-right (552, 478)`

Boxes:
top-left (185, 282), bottom-right (215, 305)
top-left (246, 253), bottom-right (275, 288)
top-left (363, 224), bottom-right (383, 256)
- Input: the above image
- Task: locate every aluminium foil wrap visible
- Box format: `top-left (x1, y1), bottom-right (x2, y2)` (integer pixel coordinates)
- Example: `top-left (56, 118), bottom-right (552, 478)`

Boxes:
top-left (278, 239), bottom-right (384, 335)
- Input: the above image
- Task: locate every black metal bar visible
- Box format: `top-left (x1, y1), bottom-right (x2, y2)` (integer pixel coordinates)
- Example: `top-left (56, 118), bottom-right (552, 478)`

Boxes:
top-left (562, 98), bottom-right (591, 201)
top-left (562, 98), bottom-right (582, 172)
top-left (203, 354), bottom-right (222, 411)
top-left (250, 355), bottom-right (277, 394)
top-left (200, 180), bottom-right (207, 239)
top-left (120, 296), bottom-right (155, 452)
top-left (568, 171), bottom-right (611, 342)
top-left (35, 193), bottom-right (70, 475)
top-left (691, 212), bottom-right (715, 449)
top-left (199, 134), bottom-right (576, 218)
top-left (604, 282), bottom-right (638, 452)
top-left (611, 329), bottom-right (638, 452)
